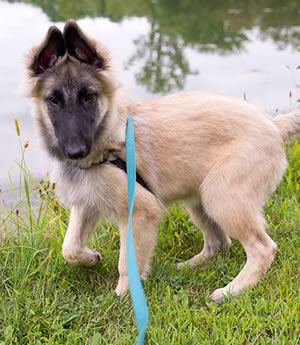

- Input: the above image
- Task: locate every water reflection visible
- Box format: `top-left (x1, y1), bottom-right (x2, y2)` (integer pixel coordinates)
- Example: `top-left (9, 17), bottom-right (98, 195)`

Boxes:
top-left (7, 0), bottom-right (300, 94)
top-left (8, 0), bottom-right (300, 52)
top-left (126, 22), bottom-right (197, 93)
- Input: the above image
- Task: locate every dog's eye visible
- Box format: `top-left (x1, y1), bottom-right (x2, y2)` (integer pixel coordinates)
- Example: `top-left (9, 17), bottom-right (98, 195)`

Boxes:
top-left (84, 92), bottom-right (94, 103)
top-left (47, 96), bottom-right (59, 106)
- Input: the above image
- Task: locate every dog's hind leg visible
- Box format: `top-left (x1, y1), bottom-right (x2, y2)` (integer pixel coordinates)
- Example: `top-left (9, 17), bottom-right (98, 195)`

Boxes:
top-left (209, 212), bottom-right (277, 302)
top-left (62, 206), bottom-right (102, 267)
top-left (177, 200), bottom-right (231, 269)
top-left (115, 186), bottom-right (163, 296)
top-left (199, 150), bottom-right (281, 302)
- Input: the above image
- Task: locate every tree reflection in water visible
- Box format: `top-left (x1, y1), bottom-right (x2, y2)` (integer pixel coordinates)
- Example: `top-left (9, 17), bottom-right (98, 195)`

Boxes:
top-left (126, 22), bottom-right (197, 93)
top-left (8, 0), bottom-right (300, 93)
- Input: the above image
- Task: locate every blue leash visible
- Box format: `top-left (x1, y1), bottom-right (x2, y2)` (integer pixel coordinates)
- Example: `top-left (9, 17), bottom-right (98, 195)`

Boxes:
top-left (126, 116), bottom-right (149, 345)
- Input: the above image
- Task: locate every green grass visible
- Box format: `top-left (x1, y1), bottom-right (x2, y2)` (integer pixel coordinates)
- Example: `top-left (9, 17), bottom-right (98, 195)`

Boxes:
top-left (0, 140), bottom-right (299, 345)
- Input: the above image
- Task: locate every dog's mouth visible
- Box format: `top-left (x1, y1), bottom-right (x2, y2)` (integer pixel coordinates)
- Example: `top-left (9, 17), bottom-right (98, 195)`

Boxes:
top-left (65, 152), bottom-right (94, 169)
top-left (66, 147), bottom-right (121, 170)
top-left (63, 143), bottom-right (98, 169)
top-left (64, 144), bottom-right (91, 160)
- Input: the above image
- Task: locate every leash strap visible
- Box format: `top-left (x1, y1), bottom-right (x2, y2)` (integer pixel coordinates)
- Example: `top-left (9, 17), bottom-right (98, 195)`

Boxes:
top-left (126, 116), bottom-right (149, 345)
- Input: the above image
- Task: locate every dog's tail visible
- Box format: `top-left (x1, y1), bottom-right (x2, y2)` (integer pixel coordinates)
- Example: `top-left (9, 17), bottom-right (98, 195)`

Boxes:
top-left (273, 109), bottom-right (300, 142)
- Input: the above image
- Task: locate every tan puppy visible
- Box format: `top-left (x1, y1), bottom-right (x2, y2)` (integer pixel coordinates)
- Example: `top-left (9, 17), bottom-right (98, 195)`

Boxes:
top-left (25, 20), bottom-right (300, 301)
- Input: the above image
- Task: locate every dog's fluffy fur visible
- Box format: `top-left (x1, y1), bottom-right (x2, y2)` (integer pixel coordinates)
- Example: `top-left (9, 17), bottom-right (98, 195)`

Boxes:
top-left (25, 20), bottom-right (300, 302)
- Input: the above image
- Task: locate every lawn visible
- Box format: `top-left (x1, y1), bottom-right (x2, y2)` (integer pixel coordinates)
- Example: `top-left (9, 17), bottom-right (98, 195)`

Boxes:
top-left (0, 140), bottom-right (299, 345)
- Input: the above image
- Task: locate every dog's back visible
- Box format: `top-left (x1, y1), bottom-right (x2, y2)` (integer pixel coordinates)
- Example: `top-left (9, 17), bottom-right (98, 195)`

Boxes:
top-left (130, 91), bottom-right (287, 202)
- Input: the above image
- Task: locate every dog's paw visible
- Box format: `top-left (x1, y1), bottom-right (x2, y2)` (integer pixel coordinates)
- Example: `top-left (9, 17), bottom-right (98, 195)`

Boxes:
top-left (63, 247), bottom-right (101, 267)
top-left (177, 262), bottom-right (186, 270)
top-left (115, 276), bottom-right (129, 296)
top-left (177, 256), bottom-right (204, 270)
top-left (81, 248), bottom-right (102, 267)
top-left (210, 286), bottom-right (232, 302)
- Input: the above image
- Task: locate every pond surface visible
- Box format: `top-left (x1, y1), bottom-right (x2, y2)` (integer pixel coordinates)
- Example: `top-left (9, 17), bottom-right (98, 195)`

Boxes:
top-left (0, 0), bottom-right (300, 191)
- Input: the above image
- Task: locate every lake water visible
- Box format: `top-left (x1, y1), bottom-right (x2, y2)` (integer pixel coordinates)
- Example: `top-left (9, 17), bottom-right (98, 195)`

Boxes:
top-left (0, 0), bottom-right (300, 192)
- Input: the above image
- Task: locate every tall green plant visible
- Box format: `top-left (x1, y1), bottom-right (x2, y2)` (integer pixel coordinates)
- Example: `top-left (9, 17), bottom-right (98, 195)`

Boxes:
top-left (298, 48), bottom-right (300, 102)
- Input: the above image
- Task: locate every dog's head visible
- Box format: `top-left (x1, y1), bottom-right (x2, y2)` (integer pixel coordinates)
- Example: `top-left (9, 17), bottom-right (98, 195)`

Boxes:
top-left (25, 20), bottom-right (119, 161)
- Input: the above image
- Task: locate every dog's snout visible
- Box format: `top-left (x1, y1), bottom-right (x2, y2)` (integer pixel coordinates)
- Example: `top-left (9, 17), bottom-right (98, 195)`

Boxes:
top-left (65, 144), bottom-right (89, 159)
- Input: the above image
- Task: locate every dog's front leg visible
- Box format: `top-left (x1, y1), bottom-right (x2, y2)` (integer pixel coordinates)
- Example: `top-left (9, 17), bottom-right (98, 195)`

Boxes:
top-left (62, 206), bottom-right (102, 267)
top-left (115, 188), bottom-right (163, 296)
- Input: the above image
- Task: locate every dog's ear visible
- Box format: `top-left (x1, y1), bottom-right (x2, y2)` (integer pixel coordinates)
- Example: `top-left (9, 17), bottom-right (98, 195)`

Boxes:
top-left (31, 26), bottom-right (66, 75)
top-left (64, 20), bottom-right (104, 69)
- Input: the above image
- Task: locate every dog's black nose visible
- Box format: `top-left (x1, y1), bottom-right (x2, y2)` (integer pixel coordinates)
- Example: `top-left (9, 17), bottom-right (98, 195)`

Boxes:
top-left (65, 144), bottom-right (89, 159)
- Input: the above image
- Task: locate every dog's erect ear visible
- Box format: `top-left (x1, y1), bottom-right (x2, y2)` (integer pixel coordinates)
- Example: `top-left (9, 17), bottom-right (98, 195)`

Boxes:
top-left (64, 20), bottom-right (104, 69)
top-left (32, 26), bottom-right (66, 75)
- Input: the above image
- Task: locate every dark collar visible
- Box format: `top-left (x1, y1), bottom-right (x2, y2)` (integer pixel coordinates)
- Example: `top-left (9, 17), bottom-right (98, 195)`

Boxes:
top-left (80, 157), bottom-right (153, 194)
top-left (109, 158), bottom-right (152, 193)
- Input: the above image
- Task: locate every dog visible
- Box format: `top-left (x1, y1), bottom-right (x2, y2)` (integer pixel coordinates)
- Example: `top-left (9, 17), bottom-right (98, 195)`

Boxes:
top-left (25, 20), bottom-right (300, 302)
